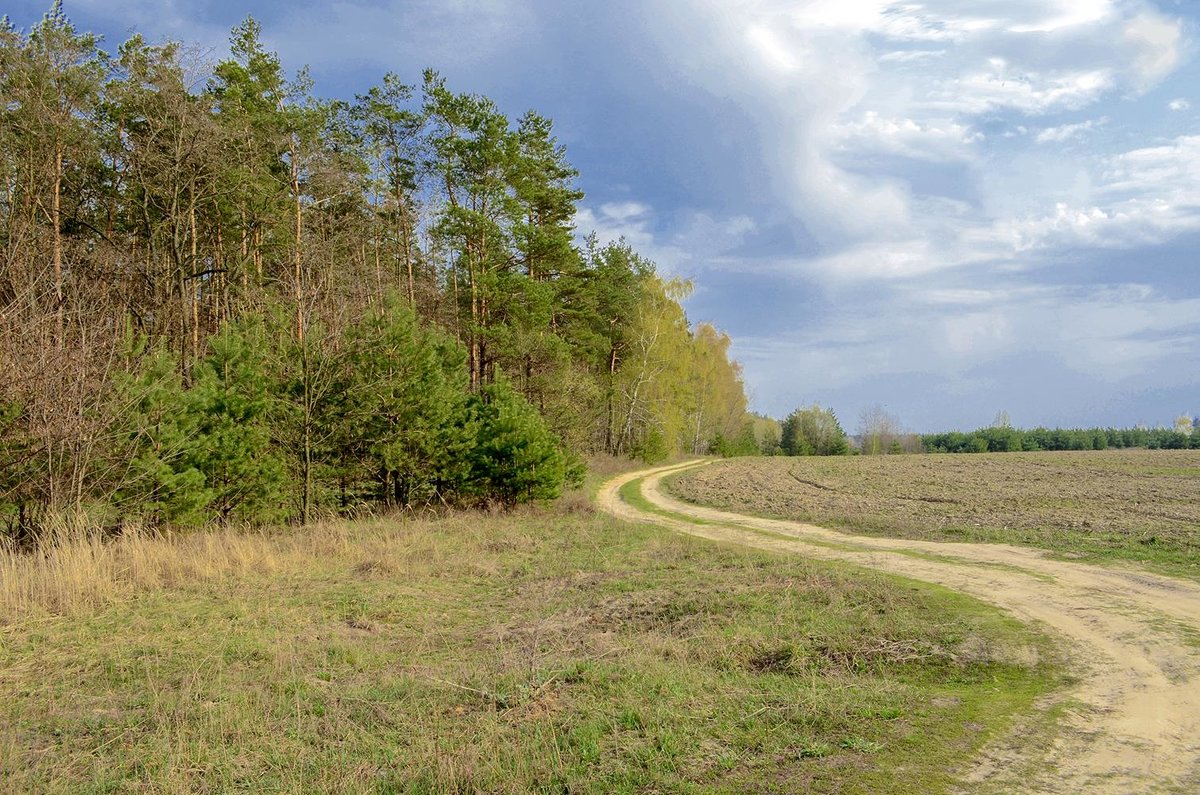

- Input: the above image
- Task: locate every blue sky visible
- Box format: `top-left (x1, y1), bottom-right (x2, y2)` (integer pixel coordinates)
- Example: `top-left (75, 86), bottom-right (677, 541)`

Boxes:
top-left (13, 1), bottom-right (1200, 431)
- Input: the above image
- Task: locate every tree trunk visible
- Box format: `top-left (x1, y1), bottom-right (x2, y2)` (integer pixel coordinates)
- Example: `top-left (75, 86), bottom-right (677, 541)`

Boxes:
top-left (189, 195), bottom-right (200, 363)
top-left (291, 135), bottom-right (304, 342)
top-left (468, 257), bottom-right (480, 391)
top-left (606, 345), bottom-right (618, 453)
top-left (301, 339), bottom-right (313, 524)
top-left (52, 143), bottom-right (64, 349)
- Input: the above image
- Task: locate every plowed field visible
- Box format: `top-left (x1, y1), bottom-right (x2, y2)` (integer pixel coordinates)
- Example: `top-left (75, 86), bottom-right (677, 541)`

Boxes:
top-left (668, 450), bottom-right (1200, 574)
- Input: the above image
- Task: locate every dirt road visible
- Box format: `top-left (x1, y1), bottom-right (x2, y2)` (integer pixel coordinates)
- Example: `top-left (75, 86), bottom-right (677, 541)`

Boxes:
top-left (598, 460), bottom-right (1200, 794)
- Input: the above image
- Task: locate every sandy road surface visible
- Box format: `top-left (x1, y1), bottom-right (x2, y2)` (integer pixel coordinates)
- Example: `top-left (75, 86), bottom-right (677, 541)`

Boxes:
top-left (597, 460), bottom-right (1200, 794)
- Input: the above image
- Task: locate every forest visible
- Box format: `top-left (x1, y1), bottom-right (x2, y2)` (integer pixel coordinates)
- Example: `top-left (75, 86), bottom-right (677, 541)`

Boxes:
top-left (919, 424), bottom-right (1200, 453)
top-left (763, 403), bottom-right (1200, 458)
top-left (0, 5), bottom-right (752, 535)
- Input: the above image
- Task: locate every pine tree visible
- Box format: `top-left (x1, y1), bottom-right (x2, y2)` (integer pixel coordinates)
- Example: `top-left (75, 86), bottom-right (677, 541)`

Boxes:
top-left (110, 344), bottom-right (210, 526)
top-left (338, 297), bottom-right (475, 507)
top-left (469, 380), bottom-right (578, 505)
top-left (188, 321), bottom-right (287, 524)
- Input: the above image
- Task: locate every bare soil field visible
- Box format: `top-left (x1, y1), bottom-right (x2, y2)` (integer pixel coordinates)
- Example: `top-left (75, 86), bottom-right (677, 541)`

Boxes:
top-left (667, 450), bottom-right (1200, 575)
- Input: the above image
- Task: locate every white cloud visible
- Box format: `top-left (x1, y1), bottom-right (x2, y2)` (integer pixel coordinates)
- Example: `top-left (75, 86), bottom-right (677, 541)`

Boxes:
top-left (1035, 117), bottom-right (1107, 144)
top-left (1124, 12), bottom-right (1183, 83)
top-left (832, 112), bottom-right (983, 161)
top-left (574, 201), bottom-right (757, 276)
top-left (1008, 0), bottom-right (1114, 33)
top-left (1103, 135), bottom-right (1200, 198)
top-left (939, 68), bottom-right (1114, 115)
top-left (941, 310), bottom-right (1014, 357)
top-left (598, 202), bottom-right (651, 223)
top-left (786, 237), bottom-right (992, 283)
top-left (879, 49), bottom-right (946, 63)
top-left (736, 281), bottom-right (1200, 420)
top-left (1051, 291), bottom-right (1200, 378)
top-left (717, 128), bottom-right (1200, 286)
top-left (573, 203), bottom-right (681, 272)
top-left (647, 0), bottom-right (1188, 258)
top-left (745, 24), bottom-right (802, 72)
top-left (941, 135), bottom-right (1200, 256)
top-left (1169, 98), bottom-right (1191, 112)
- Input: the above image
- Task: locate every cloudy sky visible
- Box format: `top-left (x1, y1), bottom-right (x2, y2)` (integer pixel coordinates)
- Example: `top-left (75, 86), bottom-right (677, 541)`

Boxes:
top-left (14, 0), bottom-right (1200, 430)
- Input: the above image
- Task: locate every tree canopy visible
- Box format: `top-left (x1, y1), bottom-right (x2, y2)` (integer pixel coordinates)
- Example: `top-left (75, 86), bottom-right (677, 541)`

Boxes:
top-left (780, 404), bottom-right (849, 456)
top-left (0, 8), bottom-right (753, 534)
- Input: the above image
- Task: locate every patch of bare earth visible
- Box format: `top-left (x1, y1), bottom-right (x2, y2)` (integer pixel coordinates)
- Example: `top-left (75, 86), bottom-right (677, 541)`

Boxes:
top-left (669, 451), bottom-right (1200, 565)
top-left (600, 461), bottom-right (1200, 794)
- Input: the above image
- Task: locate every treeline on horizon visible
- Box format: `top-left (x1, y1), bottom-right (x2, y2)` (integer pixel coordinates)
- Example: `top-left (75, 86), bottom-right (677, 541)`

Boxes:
top-left (0, 5), bottom-right (753, 536)
top-left (920, 425), bottom-right (1200, 453)
top-left (754, 404), bottom-right (1200, 458)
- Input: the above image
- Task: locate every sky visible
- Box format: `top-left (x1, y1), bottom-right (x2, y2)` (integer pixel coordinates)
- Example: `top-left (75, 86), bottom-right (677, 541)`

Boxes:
top-left (11, 0), bottom-right (1200, 431)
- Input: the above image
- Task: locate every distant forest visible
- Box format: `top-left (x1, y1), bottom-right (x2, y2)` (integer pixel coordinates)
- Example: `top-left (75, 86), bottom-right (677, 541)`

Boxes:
top-left (0, 5), bottom-right (754, 534)
top-left (762, 404), bottom-right (1200, 458)
top-left (920, 425), bottom-right (1200, 454)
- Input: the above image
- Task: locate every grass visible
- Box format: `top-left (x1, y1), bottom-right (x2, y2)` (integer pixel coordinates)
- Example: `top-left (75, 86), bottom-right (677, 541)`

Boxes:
top-left (0, 491), bottom-right (1064, 793)
top-left (666, 451), bottom-right (1200, 578)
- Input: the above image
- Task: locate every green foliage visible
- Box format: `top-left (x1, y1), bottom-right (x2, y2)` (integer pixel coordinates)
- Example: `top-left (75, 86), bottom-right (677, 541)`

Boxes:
top-left (711, 421), bottom-right (763, 457)
top-left (626, 427), bottom-right (665, 464)
top-left (338, 298), bottom-right (476, 507)
top-left (110, 346), bottom-right (210, 527)
top-left (780, 404), bottom-right (849, 456)
top-left (94, 301), bottom-right (583, 527)
top-left (469, 380), bottom-right (579, 504)
top-left (108, 325), bottom-right (290, 528)
top-left (923, 425), bottom-right (1200, 454)
top-left (0, 11), bottom-right (756, 532)
top-left (746, 413), bottom-right (782, 455)
top-left (187, 322), bottom-right (289, 524)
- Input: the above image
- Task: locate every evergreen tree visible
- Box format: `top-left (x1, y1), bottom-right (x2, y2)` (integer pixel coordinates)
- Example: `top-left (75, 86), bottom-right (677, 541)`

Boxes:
top-left (0, 12), bottom-right (755, 533)
top-left (469, 380), bottom-right (579, 505)
top-left (188, 321), bottom-right (287, 524)
top-left (781, 404), bottom-right (849, 456)
top-left (338, 297), bottom-right (475, 507)
top-left (110, 344), bottom-right (210, 526)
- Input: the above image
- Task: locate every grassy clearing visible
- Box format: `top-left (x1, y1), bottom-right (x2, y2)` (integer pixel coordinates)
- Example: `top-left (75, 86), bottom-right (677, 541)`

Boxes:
top-left (667, 451), bottom-right (1200, 578)
top-left (0, 494), bottom-right (1062, 793)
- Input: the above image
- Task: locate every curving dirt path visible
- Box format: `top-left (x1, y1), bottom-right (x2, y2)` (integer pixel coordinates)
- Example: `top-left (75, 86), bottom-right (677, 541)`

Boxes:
top-left (597, 460), bottom-right (1200, 794)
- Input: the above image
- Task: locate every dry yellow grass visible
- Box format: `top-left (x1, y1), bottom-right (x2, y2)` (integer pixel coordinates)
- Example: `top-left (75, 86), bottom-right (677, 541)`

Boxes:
top-left (0, 510), bottom-right (465, 622)
top-left (1, 521), bottom-right (265, 620)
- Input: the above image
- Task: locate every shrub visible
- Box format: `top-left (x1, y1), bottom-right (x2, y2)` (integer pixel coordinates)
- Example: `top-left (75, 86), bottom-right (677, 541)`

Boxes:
top-left (469, 380), bottom-right (580, 505)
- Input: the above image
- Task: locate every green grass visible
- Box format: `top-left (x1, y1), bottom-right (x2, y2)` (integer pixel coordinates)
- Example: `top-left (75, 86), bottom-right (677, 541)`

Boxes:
top-left (0, 501), bottom-right (1064, 793)
top-left (618, 475), bottom-right (704, 521)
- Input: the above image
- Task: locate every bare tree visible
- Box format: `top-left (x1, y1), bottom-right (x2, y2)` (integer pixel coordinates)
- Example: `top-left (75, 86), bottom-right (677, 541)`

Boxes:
top-left (857, 404), bottom-right (903, 455)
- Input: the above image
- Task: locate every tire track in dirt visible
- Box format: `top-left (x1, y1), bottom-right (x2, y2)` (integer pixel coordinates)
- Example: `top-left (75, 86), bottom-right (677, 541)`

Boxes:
top-left (597, 460), bottom-right (1200, 794)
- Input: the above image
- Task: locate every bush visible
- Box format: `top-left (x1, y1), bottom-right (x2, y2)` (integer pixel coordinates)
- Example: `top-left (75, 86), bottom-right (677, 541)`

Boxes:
top-left (110, 346), bottom-right (211, 527)
top-left (187, 322), bottom-right (289, 525)
top-left (632, 427), bottom-right (669, 464)
top-left (780, 404), bottom-right (849, 456)
top-left (469, 380), bottom-right (580, 505)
